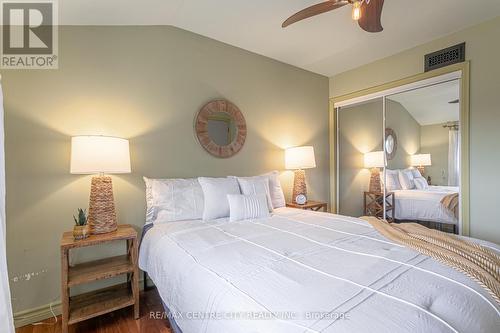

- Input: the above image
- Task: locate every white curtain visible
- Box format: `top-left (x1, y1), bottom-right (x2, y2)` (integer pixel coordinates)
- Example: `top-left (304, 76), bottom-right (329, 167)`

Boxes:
top-left (448, 129), bottom-right (460, 186)
top-left (0, 82), bottom-right (14, 332)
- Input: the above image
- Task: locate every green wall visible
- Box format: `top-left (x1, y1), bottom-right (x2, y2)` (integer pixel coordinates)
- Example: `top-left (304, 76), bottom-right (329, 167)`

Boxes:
top-left (3, 26), bottom-right (329, 320)
top-left (386, 100), bottom-right (421, 170)
top-left (420, 124), bottom-right (450, 186)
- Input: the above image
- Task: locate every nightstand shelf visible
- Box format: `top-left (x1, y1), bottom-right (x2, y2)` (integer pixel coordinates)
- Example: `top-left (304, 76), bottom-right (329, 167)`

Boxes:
top-left (60, 225), bottom-right (139, 333)
top-left (68, 255), bottom-right (134, 287)
top-left (68, 283), bottom-right (134, 325)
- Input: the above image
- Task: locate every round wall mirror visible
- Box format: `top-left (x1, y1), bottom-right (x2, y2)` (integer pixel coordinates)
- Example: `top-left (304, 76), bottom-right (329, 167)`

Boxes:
top-left (385, 128), bottom-right (398, 160)
top-left (195, 100), bottom-right (247, 158)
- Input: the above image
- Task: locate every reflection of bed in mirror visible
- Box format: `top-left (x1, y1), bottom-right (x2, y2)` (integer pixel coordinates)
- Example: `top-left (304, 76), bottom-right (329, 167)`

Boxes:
top-left (389, 185), bottom-right (459, 233)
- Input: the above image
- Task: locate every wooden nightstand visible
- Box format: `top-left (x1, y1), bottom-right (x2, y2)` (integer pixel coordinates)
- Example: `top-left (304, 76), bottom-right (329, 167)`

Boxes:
top-left (286, 201), bottom-right (328, 212)
top-left (60, 225), bottom-right (139, 333)
top-left (364, 192), bottom-right (395, 222)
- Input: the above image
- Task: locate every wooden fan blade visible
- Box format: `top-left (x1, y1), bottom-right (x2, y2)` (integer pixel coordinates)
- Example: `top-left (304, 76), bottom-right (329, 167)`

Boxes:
top-left (358, 0), bottom-right (384, 33)
top-left (282, 0), bottom-right (349, 28)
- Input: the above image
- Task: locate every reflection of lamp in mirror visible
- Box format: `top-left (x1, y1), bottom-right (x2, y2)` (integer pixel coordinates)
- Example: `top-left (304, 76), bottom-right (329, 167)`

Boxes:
top-left (70, 136), bottom-right (131, 234)
top-left (285, 146), bottom-right (316, 204)
top-left (364, 151), bottom-right (384, 193)
top-left (411, 154), bottom-right (432, 175)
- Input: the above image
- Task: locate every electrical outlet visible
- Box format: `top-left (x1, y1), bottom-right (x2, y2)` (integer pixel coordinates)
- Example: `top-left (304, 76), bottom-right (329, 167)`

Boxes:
top-left (11, 269), bottom-right (48, 283)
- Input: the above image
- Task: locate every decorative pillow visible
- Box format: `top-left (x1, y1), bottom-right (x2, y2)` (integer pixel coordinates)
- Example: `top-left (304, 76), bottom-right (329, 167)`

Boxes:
top-left (143, 177), bottom-right (204, 223)
top-left (414, 177), bottom-right (429, 190)
top-left (398, 169), bottom-right (416, 190)
top-left (385, 169), bottom-right (402, 191)
top-left (234, 176), bottom-right (273, 212)
top-left (227, 194), bottom-right (271, 222)
top-left (198, 177), bottom-right (241, 220)
top-left (260, 171), bottom-right (286, 208)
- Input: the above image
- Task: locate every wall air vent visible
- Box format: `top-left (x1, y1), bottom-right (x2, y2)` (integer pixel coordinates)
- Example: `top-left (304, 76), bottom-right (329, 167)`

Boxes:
top-left (424, 43), bottom-right (465, 72)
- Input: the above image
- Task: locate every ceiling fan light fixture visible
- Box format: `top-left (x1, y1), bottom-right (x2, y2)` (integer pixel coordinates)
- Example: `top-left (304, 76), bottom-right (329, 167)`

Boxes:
top-left (352, 1), bottom-right (362, 21)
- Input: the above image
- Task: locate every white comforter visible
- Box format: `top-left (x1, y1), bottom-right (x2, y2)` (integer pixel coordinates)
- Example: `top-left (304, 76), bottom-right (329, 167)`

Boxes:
top-left (392, 186), bottom-right (459, 224)
top-left (139, 208), bottom-right (499, 333)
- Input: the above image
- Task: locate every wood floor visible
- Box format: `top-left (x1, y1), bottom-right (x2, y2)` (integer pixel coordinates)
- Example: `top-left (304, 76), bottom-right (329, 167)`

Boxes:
top-left (16, 288), bottom-right (173, 333)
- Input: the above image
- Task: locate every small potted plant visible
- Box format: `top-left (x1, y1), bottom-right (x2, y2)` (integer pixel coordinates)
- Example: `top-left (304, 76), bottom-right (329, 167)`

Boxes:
top-left (73, 208), bottom-right (89, 240)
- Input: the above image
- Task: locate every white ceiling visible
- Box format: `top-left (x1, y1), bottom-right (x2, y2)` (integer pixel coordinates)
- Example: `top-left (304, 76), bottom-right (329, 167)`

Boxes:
top-left (388, 80), bottom-right (459, 126)
top-left (60, 0), bottom-right (500, 76)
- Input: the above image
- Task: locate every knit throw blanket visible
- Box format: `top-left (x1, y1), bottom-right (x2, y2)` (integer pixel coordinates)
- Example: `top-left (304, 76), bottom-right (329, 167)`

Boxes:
top-left (441, 192), bottom-right (459, 219)
top-left (361, 217), bottom-right (500, 304)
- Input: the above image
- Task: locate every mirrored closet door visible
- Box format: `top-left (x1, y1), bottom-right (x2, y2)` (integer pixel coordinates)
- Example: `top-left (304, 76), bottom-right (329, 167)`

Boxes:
top-left (336, 98), bottom-right (385, 218)
top-left (336, 76), bottom-right (462, 234)
top-left (385, 80), bottom-right (460, 233)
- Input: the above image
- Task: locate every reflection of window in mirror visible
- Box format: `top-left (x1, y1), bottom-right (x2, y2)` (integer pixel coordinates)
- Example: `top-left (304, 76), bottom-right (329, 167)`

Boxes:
top-left (207, 113), bottom-right (237, 146)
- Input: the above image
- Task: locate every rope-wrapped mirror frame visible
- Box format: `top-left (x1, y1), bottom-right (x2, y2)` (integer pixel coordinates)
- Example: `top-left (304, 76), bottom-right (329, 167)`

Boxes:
top-left (195, 100), bottom-right (247, 158)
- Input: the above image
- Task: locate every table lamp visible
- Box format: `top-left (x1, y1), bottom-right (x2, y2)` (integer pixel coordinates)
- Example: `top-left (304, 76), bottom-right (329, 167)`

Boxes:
top-left (364, 151), bottom-right (384, 193)
top-left (411, 154), bottom-right (432, 175)
top-left (285, 146), bottom-right (316, 204)
top-left (70, 136), bottom-right (131, 234)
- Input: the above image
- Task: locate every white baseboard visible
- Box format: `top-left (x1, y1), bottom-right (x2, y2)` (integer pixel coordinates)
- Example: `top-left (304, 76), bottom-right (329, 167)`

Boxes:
top-left (13, 277), bottom-right (154, 328)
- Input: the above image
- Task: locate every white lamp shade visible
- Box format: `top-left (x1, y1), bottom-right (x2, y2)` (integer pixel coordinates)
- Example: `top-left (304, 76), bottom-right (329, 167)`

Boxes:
top-left (364, 151), bottom-right (385, 168)
top-left (70, 136), bottom-right (131, 174)
top-left (285, 146), bottom-right (316, 170)
top-left (411, 154), bottom-right (432, 167)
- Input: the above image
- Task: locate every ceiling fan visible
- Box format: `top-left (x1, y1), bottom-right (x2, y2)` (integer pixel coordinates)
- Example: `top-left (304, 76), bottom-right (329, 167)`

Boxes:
top-left (282, 0), bottom-right (385, 33)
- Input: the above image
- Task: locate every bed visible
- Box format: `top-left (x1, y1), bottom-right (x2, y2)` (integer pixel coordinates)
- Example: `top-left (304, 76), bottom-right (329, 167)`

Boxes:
top-left (390, 186), bottom-right (458, 225)
top-left (139, 207), bottom-right (499, 333)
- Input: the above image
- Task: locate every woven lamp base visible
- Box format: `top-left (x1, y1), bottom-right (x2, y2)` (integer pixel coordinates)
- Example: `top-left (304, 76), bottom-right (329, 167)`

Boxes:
top-left (292, 169), bottom-right (307, 203)
top-left (88, 176), bottom-right (118, 234)
top-left (369, 168), bottom-right (382, 193)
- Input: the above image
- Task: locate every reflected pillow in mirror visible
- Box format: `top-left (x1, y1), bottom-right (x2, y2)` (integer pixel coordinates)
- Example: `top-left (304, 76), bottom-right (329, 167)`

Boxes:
top-left (414, 177), bottom-right (429, 190)
top-left (385, 169), bottom-right (402, 191)
top-left (410, 168), bottom-right (422, 179)
top-left (398, 169), bottom-right (416, 190)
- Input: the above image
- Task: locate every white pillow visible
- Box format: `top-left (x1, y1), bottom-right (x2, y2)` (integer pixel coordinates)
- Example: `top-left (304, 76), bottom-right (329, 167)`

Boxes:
top-left (153, 178), bottom-right (204, 222)
top-left (260, 171), bottom-right (286, 208)
top-left (414, 177), bottom-right (429, 190)
top-left (143, 177), bottom-right (156, 224)
top-left (410, 168), bottom-right (422, 179)
top-left (384, 169), bottom-right (402, 191)
top-left (227, 194), bottom-right (271, 222)
top-left (143, 177), bottom-right (204, 223)
top-left (198, 177), bottom-right (241, 220)
top-left (234, 176), bottom-right (273, 212)
top-left (398, 169), bottom-right (415, 190)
